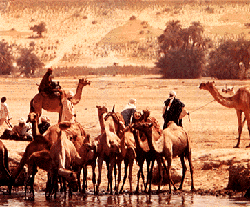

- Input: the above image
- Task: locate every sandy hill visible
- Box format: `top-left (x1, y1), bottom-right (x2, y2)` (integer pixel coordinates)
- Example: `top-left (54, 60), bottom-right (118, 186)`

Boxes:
top-left (2, 1), bottom-right (250, 68)
top-left (99, 19), bottom-right (162, 44)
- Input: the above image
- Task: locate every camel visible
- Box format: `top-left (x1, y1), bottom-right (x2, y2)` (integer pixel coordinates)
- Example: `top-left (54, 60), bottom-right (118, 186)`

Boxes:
top-left (96, 131), bottom-right (121, 195)
top-left (25, 149), bottom-right (51, 200)
top-left (119, 126), bottom-right (136, 194)
top-left (43, 121), bottom-right (97, 193)
top-left (95, 106), bottom-right (124, 194)
top-left (79, 134), bottom-right (97, 194)
top-left (46, 130), bottom-right (82, 199)
top-left (133, 121), bottom-right (194, 193)
top-left (30, 78), bottom-right (90, 122)
top-left (130, 124), bottom-right (161, 194)
top-left (13, 114), bottom-right (85, 195)
top-left (96, 105), bottom-right (108, 134)
top-left (0, 139), bottom-right (12, 194)
top-left (199, 81), bottom-right (250, 148)
top-left (11, 113), bottom-right (51, 198)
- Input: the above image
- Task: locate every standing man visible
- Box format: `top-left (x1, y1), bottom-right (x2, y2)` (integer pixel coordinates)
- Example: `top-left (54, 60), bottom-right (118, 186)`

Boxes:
top-left (121, 98), bottom-right (136, 126)
top-left (163, 91), bottom-right (185, 129)
top-left (61, 91), bottom-right (76, 123)
top-left (0, 97), bottom-right (11, 127)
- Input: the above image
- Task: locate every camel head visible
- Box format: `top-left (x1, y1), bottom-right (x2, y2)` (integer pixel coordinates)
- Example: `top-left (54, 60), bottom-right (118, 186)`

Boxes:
top-left (27, 112), bottom-right (38, 123)
top-left (132, 122), bottom-right (153, 133)
top-left (96, 105), bottom-right (108, 116)
top-left (79, 78), bottom-right (91, 86)
top-left (199, 81), bottom-right (215, 91)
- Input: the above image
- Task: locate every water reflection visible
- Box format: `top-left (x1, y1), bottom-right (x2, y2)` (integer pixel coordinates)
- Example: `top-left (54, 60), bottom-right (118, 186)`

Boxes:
top-left (0, 192), bottom-right (250, 206)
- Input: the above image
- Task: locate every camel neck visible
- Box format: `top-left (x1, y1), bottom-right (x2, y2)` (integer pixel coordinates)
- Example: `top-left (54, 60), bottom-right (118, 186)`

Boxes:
top-left (207, 86), bottom-right (235, 108)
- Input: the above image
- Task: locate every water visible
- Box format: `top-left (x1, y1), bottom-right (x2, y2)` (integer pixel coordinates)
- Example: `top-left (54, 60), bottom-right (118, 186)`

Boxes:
top-left (0, 192), bottom-right (249, 207)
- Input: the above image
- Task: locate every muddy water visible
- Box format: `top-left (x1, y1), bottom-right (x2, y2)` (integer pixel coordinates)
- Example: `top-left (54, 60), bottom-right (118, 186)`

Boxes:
top-left (0, 192), bottom-right (249, 207)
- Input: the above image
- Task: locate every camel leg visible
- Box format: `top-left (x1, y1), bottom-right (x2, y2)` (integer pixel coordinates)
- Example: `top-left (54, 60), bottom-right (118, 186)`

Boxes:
top-left (128, 158), bottom-right (134, 194)
top-left (116, 159), bottom-right (122, 194)
top-left (96, 156), bottom-right (103, 195)
top-left (106, 159), bottom-right (110, 192)
top-left (188, 150), bottom-right (195, 190)
top-left (147, 159), bottom-right (154, 194)
top-left (114, 162), bottom-right (117, 192)
top-left (178, 155), bottom-right (187, 190)
top-left (136, 167), bottom-right (141, 193)
top-left (245, 112), bottom-right (250, 148)
top-left (120, 157), bottom-right (128, 193)
top-left (157, 157), bottom-right (163, 193)
top-left (91, 162), bottom-right (96, 194)
top-left (109, 158), bottom-right (116, 194)
top-left (166, 157), bottom-right (172, 194)
top-left (235, 110), bottom-right (243, 148)
top-left (82, 165), bottom-right (87, 193)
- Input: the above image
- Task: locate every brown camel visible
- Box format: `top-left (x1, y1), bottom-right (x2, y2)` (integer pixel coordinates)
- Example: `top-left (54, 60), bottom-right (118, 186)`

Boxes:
top-left (30, 78), bottom-right (90, 122)
top-left (119, 126), bottom-right (136, 194)
top-left (25, 149), bottom-right (51, 200)
top-left (0, 140), bottom-right (12, 194)
top-left (199, 81), bottom-right (250, 148)
top-left (79, 134), bottom-right (97, 194)
top-left (43, 121), bottom-right (97, 194)
top-left (119, 109), bottom-right (163, 194)
top-left (96, 105), bottom-right (108, 134)
top-left (13, 115), bottom-right (85, 193)
top-left (133, 121), bottom-right (194, 193)
top-left (103, 108), bottom-right (127, 194)
top-left (12, 113), bottom-right (51, 198)
top-left (46, 130), bottom-right (82, 199)
top-left (95, 106), bottom-right (124, 194)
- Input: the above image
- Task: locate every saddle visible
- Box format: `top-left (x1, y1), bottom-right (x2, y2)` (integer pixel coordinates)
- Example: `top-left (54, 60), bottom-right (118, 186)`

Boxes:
top-left (40, 81), bottom-right (62, 98)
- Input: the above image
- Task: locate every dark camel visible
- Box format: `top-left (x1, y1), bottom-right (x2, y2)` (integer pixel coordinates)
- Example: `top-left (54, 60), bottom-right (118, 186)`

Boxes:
top-left (133, 121), bottom-right (194, 193)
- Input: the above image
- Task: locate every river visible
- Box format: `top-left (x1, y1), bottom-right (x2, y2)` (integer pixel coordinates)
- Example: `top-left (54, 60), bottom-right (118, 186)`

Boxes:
top-left (0, 192), bottom-right (249, 207)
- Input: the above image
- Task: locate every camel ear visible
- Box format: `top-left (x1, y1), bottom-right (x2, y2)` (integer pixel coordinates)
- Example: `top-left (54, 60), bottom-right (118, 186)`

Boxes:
top-left (112, 105), bottom-right (115, 112)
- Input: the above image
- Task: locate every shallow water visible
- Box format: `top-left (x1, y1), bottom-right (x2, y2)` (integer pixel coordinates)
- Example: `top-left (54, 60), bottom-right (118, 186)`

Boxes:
top-left (0, 192), bottom-right (249, 207)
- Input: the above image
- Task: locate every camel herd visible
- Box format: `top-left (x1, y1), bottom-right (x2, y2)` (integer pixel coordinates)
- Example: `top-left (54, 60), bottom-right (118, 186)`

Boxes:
top-left (3, 79), bottom-right (248, 200)
top-left (0, 81), bottom-right (195, 199)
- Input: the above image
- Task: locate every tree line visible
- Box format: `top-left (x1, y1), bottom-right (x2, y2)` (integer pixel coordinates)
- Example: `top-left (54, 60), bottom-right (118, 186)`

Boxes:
top-left (0, 20), bottom-right (249, 79)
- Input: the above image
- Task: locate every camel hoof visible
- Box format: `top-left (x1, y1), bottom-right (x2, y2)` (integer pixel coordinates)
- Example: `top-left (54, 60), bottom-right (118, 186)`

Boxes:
top-left (246, 145), bottom-right (250, 148)
top-left (233, 145), bottom-right (239, 148)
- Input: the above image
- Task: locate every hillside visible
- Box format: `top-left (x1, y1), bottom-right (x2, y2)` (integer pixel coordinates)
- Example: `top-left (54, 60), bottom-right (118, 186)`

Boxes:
top-left (1, 1), bottom-right (250, 68)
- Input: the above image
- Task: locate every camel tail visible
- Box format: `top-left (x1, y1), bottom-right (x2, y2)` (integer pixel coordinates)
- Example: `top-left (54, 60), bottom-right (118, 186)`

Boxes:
top-left (4, 146), bottom-right (9, 171)
top-left (0, 148), bottom-right (11, 179)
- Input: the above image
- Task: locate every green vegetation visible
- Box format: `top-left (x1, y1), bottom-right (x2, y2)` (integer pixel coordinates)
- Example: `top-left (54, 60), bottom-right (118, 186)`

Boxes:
top-left (156, 20), bottom-right (206, 79)
top-left (17, 48), bottom-right (44, 77)
top-left (207, 39), bottom-right (250, 79)
top-left (0, 40), bottom-right (14, 75)
top-left (30, 22), bottom-right (47, 38)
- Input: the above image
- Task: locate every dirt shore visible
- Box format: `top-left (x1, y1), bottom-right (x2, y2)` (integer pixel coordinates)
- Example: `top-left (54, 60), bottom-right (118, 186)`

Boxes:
top-left (1, 76), bottom-right (250, 197)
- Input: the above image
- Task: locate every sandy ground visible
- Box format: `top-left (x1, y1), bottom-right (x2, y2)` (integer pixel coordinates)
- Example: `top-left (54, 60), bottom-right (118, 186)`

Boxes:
top-left (0, 75), bottom-right (250, 196)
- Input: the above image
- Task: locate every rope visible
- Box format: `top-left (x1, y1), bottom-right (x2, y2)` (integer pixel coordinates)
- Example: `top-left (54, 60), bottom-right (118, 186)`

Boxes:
top-left (187, 99), bottom-right (215, 122)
